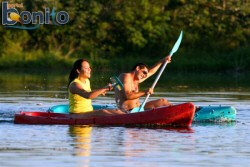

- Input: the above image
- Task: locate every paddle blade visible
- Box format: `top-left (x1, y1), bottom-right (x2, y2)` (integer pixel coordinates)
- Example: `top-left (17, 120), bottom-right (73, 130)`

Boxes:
top-left (110, 76), bottom-right (124, 91)
top-left (169, 31), bottom-right (183, 56)
top-left (130, 106), bottom-right (144, 113)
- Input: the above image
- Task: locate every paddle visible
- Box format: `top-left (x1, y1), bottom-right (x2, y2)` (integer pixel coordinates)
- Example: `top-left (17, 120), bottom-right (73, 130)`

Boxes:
top-left (130, 31), bottom-right (183, 113)
top-left (110, 76), bottom-right (124, 91)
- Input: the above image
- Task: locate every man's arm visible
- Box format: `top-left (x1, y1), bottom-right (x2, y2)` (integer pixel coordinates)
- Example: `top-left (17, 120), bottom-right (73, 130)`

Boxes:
top-left (121, 73), bottom-right (149, 100)
top-left (139, 56), bottom-right (171, 83)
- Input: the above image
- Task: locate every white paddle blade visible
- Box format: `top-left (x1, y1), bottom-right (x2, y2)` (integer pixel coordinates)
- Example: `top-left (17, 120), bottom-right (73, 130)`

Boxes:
top-left (169, 31), bottom-right (183, 56)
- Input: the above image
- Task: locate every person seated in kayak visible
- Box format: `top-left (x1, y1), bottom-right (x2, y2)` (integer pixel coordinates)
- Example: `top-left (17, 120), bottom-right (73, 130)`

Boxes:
top-left (68, 59), bottom-right (125, 118)
top-left (115, 56), bottom-right (172, 112)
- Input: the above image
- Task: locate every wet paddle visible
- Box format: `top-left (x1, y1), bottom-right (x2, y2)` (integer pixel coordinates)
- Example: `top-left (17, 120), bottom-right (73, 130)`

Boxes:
top-left (131, 31), bottom-right (183, 113)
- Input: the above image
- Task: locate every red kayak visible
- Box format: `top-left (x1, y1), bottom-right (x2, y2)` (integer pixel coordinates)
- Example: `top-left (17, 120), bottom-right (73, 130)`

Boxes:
top-left (14, 102), bottom-right (195, 127)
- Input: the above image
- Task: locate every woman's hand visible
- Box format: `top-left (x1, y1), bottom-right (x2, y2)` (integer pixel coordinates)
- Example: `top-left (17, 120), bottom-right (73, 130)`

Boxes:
top-left (102, 83), bottom-right (113, 96)
top-left (106, 83), bottom-right (113, 91)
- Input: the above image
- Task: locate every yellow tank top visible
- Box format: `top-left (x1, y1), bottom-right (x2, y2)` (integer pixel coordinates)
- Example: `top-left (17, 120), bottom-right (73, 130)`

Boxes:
top-left (69, 78), bottom-right (94, 113)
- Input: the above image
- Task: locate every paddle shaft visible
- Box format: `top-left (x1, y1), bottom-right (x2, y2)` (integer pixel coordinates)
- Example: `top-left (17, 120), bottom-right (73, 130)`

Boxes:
top-left (131, 31), bottom-right (183, 113)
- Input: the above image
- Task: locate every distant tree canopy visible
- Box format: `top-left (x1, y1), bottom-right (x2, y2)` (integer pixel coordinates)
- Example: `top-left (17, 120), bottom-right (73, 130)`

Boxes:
top-left (0, 0), bottom-right (249, 70)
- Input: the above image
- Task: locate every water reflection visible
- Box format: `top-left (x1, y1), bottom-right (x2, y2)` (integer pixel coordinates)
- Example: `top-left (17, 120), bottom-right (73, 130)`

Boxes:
top-left (122, 126), bottom-right (194, 133)
top-left (193, 121), bottom-right (237, 127)
top-left (68, 125), bottom-right (195, 159)
top-left (0, 71), bottom-right (250, 93)
top-left (69, 126), bottom-right (92, 156)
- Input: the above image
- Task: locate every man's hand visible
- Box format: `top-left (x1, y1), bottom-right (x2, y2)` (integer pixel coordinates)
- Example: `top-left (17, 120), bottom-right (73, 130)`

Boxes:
top-left (165, 55), bottom-right (172, 63)
top-left (145, 88), bottom-right (154, 95)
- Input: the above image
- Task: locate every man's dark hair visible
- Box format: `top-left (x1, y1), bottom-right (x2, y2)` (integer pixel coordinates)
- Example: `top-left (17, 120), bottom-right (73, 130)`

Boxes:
top-left (131, 63), bottom-right (149, 71)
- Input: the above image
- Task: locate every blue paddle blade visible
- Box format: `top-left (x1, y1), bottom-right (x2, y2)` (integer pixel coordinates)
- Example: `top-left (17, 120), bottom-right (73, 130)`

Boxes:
top-left (110, 76), bottom-right (124, 91)
top-left (130, 106), bottom-right (144, 113)
top-left (169, 31), bottom-right (183, 56)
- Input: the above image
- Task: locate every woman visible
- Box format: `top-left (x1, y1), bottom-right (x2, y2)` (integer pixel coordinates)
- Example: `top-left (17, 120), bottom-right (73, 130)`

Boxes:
top-left (68, 59), bottom-right (125, 118)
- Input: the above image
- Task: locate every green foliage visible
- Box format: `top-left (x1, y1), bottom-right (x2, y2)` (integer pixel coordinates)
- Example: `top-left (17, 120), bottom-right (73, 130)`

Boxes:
top-left (0, 0), bottom-right (249, 72)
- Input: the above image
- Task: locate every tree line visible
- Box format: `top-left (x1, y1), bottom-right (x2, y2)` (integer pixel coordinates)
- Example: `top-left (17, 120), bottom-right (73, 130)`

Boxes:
top-left (0, 0), bottom-right (249, 72)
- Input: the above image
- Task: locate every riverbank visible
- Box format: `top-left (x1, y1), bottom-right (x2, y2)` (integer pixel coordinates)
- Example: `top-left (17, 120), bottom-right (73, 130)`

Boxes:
top-left (1, 69), bottom-right (250, 93)
top-left (0, 47), bottom-right (249, 73)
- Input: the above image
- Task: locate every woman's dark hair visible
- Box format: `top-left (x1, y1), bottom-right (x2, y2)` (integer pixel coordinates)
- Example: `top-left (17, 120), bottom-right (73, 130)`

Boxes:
top-left (67, 59), bottom-right (89, 88)
top-left (131, 63), bottom-right (149, 71)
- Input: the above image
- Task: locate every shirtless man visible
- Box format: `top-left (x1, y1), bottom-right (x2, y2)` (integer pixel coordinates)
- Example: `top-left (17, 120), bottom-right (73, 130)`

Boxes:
top-left (115, 56), bottom-right (172, 112)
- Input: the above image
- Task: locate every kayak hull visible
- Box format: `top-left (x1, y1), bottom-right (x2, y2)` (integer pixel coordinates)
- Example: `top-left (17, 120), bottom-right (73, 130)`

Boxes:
top-left (14, 102), bottom-right (195, 127)
top-left (49, 103), bottom-right (237, 122)
top-left (194, 106), bottom-right (236, 122)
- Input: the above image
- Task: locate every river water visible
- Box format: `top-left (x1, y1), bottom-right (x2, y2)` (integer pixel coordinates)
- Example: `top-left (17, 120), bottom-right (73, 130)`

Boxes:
top-left (0, 71), bottom-right (249, 167)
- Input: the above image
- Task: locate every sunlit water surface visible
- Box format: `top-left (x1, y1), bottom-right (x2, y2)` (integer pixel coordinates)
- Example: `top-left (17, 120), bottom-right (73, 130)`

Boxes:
top-left (0, 72), bottom-right (250, 167)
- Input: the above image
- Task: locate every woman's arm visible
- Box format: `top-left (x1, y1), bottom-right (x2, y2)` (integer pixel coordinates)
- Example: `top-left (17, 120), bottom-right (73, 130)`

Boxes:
top-left (69, 82), bottom-right (111, 99)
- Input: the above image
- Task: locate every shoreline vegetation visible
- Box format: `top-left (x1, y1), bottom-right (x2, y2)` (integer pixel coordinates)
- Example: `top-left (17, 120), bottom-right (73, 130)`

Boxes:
top-left (0, 1), bottom-right (249, 73)
top-left (0, 46), bottom-right (249, 74)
